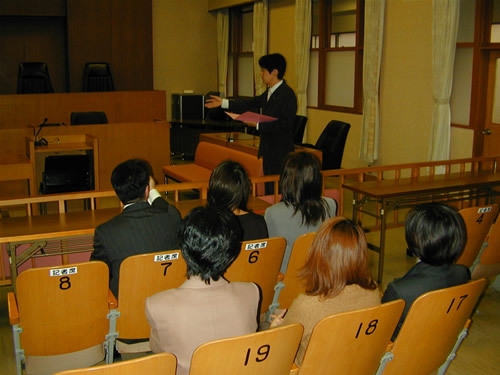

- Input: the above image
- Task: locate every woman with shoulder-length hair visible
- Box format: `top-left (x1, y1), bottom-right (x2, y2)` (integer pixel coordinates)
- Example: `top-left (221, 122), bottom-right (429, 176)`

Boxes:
top-left (265, 151), bottom-right (337, 272)
top-left (207, 160), bottom-right (268, 241)
top-left (270, 216), bottom-right (380, 365)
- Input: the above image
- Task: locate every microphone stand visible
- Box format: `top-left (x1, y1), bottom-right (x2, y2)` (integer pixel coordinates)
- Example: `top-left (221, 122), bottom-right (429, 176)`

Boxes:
top-left (35, 118), bottom-right (48, 146)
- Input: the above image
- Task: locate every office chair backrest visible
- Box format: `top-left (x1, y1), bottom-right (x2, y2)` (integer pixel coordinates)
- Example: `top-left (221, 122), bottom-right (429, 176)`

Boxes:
top-left (471, 215), bottom-right (500, 280)
top-left (8, 261), bottom-right (113, 374)
top-left (17, 62), bottom-right (54, 94)
top-left (225, 236), bottom-right (286, 315)
top-left (293, 115), bottom-right (307, 144)
top-left (53, 353), bottom-right (177, 375)
top-left (315, 120), bottom-right (351, 170)
top-left (189, 323), bottom-right (304, 375)
top-left (117, 250), bottom-right (187, 341)
top-left (83, 62), bottom-right (114, 92)
top-left (456, 204), bottom-right (499, 268)
top-left (298, 300), bottom-right (405, 375)
top-left (70, 111), bottom-right (108, 125)
top-left (378, 278), bottom-right (488, 375)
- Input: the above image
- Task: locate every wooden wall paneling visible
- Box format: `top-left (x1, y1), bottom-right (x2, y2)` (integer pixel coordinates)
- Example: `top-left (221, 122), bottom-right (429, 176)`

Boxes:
top-left (0, 0), bottom-right (65, 16)
top-left (111, 0), bottom-right (153, 91)
top-left (0, 90), bottom-right (166, 129)
top-left (66, 0), bottom-right (113, 92)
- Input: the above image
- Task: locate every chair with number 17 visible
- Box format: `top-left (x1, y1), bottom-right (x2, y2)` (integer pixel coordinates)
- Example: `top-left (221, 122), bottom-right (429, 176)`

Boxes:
top-left (376, 278), bottom-right (488, 375)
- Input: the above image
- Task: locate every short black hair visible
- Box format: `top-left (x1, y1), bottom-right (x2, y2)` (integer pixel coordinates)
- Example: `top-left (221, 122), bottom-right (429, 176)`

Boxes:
top-left (207, 160), bottom-right (250, 212)
top-left (258, 53), bottom-right (287, 80)
top-left (405, 203), bottom-right (467, 265)
top-left (180, 206), bottom-right (242, 284)
top-left (111, 159), bottom-right (151, 204)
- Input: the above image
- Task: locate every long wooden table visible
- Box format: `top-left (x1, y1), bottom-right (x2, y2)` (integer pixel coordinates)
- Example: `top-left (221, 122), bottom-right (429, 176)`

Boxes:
top-left (343, 171), bottom-right (500, 283)
top-left (199, 132), bottom-right (323, 161)
top-left (1, 196), bottom-right (270, 289)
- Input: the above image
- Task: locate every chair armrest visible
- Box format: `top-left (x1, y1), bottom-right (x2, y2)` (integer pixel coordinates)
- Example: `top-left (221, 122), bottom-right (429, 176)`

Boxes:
top-left (7, 292), bottom-right (19, 325)
top-left (108, 289), bottom-right (118, 309)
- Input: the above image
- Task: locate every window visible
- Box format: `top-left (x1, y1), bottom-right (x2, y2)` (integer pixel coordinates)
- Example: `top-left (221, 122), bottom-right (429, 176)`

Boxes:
top-left (451, 0), bottom-right (500, 129)
top-left (228, 5), bottom-right (254, 98)
top-left (308, 0), bottom-right (364, 113)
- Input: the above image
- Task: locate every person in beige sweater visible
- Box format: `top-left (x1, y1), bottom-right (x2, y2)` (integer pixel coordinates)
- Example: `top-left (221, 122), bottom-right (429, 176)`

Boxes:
top-left (270, 216), bottom-right (381, 365)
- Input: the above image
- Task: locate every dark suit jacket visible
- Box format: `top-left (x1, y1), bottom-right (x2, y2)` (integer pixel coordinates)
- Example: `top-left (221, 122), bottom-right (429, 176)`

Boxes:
top-left (382, 261), bottom-right (471, 340)
top-left (228, 80), bottom-right (297, 176)
top-left (91, 197), bottom-right (182, 297)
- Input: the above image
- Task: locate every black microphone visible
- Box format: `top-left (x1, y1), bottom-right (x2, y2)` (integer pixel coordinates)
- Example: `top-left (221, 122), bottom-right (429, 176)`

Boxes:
top-left (35, 118), bottom-right (49, 146)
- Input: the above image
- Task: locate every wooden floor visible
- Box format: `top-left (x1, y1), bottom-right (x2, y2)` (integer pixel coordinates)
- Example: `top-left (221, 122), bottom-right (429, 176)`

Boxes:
top-left (1, 226), bottom-right (499, 374)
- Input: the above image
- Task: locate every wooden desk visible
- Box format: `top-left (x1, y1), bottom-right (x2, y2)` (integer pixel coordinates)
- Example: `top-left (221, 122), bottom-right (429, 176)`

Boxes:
top-left (342, 171), bottom-right (500, 283)
top-left (199, 132), bottom-right (323, 161)
top-left (170, 119), bottom-right (246, 160)
top-left (28, 134), bottom-right (100, 194)
top-left (1, 195), bottom-right (270, 288)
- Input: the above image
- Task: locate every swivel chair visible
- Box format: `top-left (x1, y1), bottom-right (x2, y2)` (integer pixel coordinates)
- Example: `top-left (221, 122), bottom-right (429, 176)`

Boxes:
top-left (83, 62), bottom-right (114, 92)
top-left (70, 111), bottom-right (108, 125)
top-left (17, 62), bottom-right (54, 94)
top-left (300, 120), bottom-right (350, 170)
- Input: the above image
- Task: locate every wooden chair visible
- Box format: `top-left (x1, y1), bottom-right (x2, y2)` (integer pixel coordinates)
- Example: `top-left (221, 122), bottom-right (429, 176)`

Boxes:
top-left (269, 233), bottom-right (316, 317)
top-left (471, 216), bottom-right (500, 280)
top-left (291, 300), bottom-right (405, 375)
top-left (112, 250), bottom-right (187, 353)
top-left (376, 278), bottom-right (488, 375)
top-left (188, 323), bottom-right (303, 375)
top-left (456, 204), bottom-right (499, 268)
top-left (7, 261), bottom-right (116, 375)
top-left (52, 353), bottom-right (177, 375)
top-left (225, 237), bottom-right (286, 315)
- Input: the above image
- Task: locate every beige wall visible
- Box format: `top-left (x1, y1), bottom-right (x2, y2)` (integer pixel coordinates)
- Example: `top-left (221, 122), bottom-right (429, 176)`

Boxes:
top-left (153, 0), bottom-right (218, 120)
top-left (152, 0), bottom-right (475, 166)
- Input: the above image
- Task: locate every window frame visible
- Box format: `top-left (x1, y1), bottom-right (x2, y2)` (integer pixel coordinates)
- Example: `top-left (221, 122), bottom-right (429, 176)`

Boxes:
top-left (310, 0), bottom-right (365, 114)
top-left (228, 5), bottom-right (254, 99)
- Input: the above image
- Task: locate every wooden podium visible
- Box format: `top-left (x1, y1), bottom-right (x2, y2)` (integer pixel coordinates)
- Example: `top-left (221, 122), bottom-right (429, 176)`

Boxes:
top-left (27, 134), bottom-right (99, 195)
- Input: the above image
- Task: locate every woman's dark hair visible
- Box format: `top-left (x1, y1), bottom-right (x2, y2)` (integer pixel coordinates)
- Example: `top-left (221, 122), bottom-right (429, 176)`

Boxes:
top-left (279, 151), bottom-right (329, 226)
top-left (258, 53), bottom-right (287, 80)
top-left (207, 160), bottom-right (250, 212)
top-left (405, 203), bottom-right (467, 265)
top-left (299, 216), bottom-right (377, 298)
top-left (111, 158), bottom-right (151, 204)
top-left (180, 206), bottom-right (242, 284)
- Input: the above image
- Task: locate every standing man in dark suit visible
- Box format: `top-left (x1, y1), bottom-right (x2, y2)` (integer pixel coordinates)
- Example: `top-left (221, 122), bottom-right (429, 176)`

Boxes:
top-left (381, 202), bottom-right (471, 340)
top-left (90, 158), bottom-right (182, 298)
top-left (205, 53), bottom-right (297, 193)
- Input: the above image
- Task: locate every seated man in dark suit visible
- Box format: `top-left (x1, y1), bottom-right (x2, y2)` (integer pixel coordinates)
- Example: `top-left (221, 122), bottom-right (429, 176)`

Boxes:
top-left (90, 158), bottom-right (182, 298)
top-left (382, 202), bottom-right (471, 340)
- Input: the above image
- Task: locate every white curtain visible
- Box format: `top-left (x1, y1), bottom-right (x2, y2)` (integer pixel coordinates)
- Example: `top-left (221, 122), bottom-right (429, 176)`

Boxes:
top-left (294, 0), bottom-right (311, 118)
top-left (216, 9), bottom-right (229, 96)
top-left (360, 0), bottom-right (385, 163)
top-left (429, 0), bottom-right (459, 162)
top-left (253, 0), bottom-right (268, 95)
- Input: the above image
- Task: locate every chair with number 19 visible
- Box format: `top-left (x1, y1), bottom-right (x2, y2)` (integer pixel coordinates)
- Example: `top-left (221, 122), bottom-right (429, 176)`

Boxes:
top-left (188, 323), bottom-right (303, 375)
top-left (376, 278), bottom-right (488, 375)
top-left (289, 300), bottom-right (404, 375)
